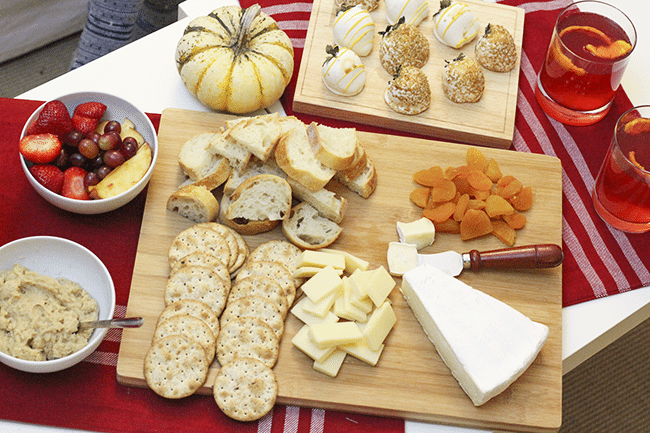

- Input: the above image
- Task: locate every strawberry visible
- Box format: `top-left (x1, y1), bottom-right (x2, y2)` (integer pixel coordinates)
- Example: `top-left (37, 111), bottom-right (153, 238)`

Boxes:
top-left (61, 167), bottom-right (90, 200)
top-left (29, 164), bottom-right (64, 194)
top-left (25, 100), bottom-right (74, 136)
top-left (19, 133), bottom-right (62, 164)
top-left (72, 102), bottom-right (106, 135)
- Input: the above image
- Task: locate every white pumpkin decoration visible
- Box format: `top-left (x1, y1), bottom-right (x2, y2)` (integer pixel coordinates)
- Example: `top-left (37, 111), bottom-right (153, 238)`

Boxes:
top-left (175, 4), bottom-right (294, 114)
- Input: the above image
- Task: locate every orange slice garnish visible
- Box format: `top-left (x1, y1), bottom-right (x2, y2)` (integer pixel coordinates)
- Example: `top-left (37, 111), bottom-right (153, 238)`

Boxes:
top-left (624, 118), bottom-right (650, 135)
top-left (550, 39), bottom-right (586, 76)
top-left (629, 151), bottom-right (646, 171)
top-left (586, 40), bottom-right (633, 60)
top-left (559, 25), bottom-right (612, 45)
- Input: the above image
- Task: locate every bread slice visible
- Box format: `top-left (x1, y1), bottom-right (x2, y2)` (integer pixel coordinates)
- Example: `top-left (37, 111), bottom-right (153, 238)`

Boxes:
top-left (228, 113), bottom-right (282, 162)
top-left (209, 129), bottom-right (252, 172)
top-left (341, 142), bottom-right (368, 182)
top-left (274, 125), bottom-right (336, 192)
top-left (336, 155), bottom-right (377, 198)
top-left (286, 177), bottom-right (347, 224)
top-left (282, 202), bottom-right (342, 249)
top-left (223, 157), bottom-right (287, 196)
top-left (179, 155), bottom-right (232, 191)
top-left (307, 123), bottom-right (359, 170)
top-left (178, 132), bottom-right (221, 181)
top-left (167, 184), bottom-right (219, 223)
top-left (219, 193), bottom-right (279, 236)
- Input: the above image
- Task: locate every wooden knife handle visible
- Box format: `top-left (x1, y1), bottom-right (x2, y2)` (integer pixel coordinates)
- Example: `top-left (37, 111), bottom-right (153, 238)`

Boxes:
top-left (467, 244), bottom-right (563, 271)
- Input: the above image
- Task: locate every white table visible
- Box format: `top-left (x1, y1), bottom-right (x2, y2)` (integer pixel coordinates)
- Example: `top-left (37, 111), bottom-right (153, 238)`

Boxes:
top-left (5, 0), bottom-right (650, 432)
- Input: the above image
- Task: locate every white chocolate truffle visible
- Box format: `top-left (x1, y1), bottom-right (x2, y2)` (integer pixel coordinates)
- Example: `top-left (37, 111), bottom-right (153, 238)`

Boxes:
top-left (385, 65), bottom-right (431, 115)
top-left (475, 24), bottom-right (518, 72)
top-left (385, 0), bottom-right (430, 27)
top-left (442, 53), bottom-right (484, 103)
top-left (433, 0), bottom-right (480, 49)
top-left (335, 0), bottom-right (379, 12)
top-left (333, 5), bottom-right (376, 57)
top-left (322, 45), bottom-right (367, 96)
top-left (379, 18), bottom-right (430, 76)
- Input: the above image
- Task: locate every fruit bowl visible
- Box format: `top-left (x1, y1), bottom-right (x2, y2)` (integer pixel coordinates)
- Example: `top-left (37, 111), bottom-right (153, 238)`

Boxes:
top-left (0, 236), bottom-right (116, 373)
top-left (19, 91), bottom-right (158, 214)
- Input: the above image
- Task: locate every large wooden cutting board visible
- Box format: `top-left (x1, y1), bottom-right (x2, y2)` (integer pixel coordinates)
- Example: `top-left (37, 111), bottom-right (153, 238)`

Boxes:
top-left (117, 108), bottom-right (563, 432)
top-left (293, 0), bottom-right (524, 149)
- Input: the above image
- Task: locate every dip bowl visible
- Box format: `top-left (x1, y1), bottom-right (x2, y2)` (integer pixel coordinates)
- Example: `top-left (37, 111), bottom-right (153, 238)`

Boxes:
top-left (19, 91), bottom-right (158, 215)
top-left (0, 236), bottom-right (116, 373)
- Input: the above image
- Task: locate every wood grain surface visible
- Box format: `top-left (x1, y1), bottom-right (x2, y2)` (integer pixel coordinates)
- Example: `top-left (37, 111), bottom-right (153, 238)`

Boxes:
top-left (293, 0), bottom-right (524, 149)
top-left (116, 108), bottom-right (563, 432)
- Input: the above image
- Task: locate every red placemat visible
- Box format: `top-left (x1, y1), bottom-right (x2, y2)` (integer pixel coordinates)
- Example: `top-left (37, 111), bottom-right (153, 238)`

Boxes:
top-left (255, 0), bottom-right (649, 307)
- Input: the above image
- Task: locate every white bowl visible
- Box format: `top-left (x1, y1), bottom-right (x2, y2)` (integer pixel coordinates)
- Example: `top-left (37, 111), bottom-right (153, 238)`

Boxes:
top-left (0, 236), bottom-right (116, 373)
top-left (20, 91), bottom-right (158, 214)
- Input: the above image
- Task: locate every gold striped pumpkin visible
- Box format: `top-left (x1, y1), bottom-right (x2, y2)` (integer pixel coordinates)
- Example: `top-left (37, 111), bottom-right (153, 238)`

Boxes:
top-left (175, 4), bottom-right (294, 114)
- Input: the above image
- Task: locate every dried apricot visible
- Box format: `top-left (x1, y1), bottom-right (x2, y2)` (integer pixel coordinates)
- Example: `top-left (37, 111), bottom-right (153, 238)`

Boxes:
top-left (460, 209), bottom-right (493, 241)
top-left (423, 202), bottom-right (456, 223)
top-left (484, 158), bottom-right (502, 183)
top-left (434, 218), bottom-right (460, 234)
top-left (452, 176), bottom-right (472, 196)
top-left (503, 212), bottom-right (527, 230)
top-left (409, 187), bottom-right (430, 208)
top-left (497, 177), bottom-right (523, 199)
top-left (430, 179), bottom-right (457, 203)
top-left (485, 194), bottom-right (514, 218)
top-left (467, 170), bottom-right (493, 191)
top-left (492, 220), bottom-right (516, 246)
top-left (453, 193), bottom-right (470, 222)
top-left (467, 199), bottom-right (486, 211)
top-left (445, 165), bottom-right (472, 180)
top-left (466, 147), bottom-right (487, 172)
top-left (510, 186), bottom-right (533, 211)
top-left (413, 166), bottom-right (444, 187)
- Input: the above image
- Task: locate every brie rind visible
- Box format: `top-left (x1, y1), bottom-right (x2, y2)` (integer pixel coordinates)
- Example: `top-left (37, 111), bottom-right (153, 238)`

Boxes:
top-left (401, 264), bottom-right (549, 406)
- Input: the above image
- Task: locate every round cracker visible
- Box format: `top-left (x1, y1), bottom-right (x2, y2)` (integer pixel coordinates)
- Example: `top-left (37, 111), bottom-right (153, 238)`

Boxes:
top-left (170, 251), bottom-right (231, 290)
top-left (221, 295), bottom-right (284, 340)
top-left (165, 265), bottom-right (229, 316)
top-left (168, 225), bottom-right (231, 268)
top-left (228, 275), bottom-right (289, 319)
top-left (216, 316), bottom-right (279, 368)
top-left (195, 222), bottom-right (239, 271)
top-left (157, 299), bottom-right (220, 338)
top-left (224, 226), bottom-right (249, 273)
top-left (213, 357), bottom-right (278, 422)
top-left (144, 335), bottom-right (209, 399)
top-left (235, 260), bottom-right (296, 306)
top-left (247, 240), bottom-right (304, 287)
top-left (153, 314), bottom-right (216, 363)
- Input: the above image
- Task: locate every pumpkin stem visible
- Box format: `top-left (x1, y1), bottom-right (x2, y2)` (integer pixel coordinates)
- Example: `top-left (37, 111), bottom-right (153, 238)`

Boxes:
top-left (236, 4), bottom-right (262, 56)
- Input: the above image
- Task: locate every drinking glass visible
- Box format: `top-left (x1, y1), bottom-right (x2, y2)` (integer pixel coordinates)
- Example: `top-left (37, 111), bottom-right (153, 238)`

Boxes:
top-left (535, 1), bottom-right (636, 126)
top-left (592, 105), bottom-right (650, 233)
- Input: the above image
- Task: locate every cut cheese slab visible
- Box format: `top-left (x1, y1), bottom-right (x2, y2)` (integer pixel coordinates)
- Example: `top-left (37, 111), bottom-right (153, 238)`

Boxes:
top-left (320, 248), bottom-right (370, 273)
top-left (298, 250), bottom-right (346, 270)
top-left (308, 321), bottom-right (363, 349)
top-left (387, 241), bottom-right (418, 276)
top-left (292, 324), bottom-right (337, 362)
top-left (301, 265), bottom-right (343, 303)
top-left (363, 301), bottom-right (396, 351)
top-left (365, 266), bottom-right (396, 307)
top-left (401, 264), bottom-right (549, 406)
top-left (396, 217), bottom-right (435, 250)
top-left (291, 296), bottom-right (340, 326)
top-left (313, 349), bottom-right (347, 377)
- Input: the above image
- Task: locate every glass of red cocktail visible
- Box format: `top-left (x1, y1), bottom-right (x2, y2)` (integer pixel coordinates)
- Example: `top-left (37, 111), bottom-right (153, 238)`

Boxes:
top-left (536, 1), bottom-right (636, 126)
top-left (592, 106), bottom-right (650, 233)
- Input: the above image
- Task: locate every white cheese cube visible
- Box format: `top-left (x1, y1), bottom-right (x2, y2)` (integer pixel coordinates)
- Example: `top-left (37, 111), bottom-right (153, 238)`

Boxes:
top-left (320, 248), bottom-right (370, 273)
top-left (348, 268), bottom-right (373, 301)
top-left (301, 265), bottom-right (344, 304)
top-left (308, 321), bottom-right (363, 349)
top-left (396, 217), bottom-right (435, 250)
top-left (303, 290), bottom-right (340, 318)
top-left (292, 324), bottom-right (337, 362)
top-left (365, 266), bottom-right (396, 307)
top-left (340, 339), bottom-right (384, 366)
top-left (298, 250), bottom-right (346, 270)
top-left (291, 297), bottom-right (340, 326)
top-left (313, 349), bottom-right (347, 377)
top-left (363, 301), bottom-right (396, 351)
top-left (401, 264), bottom-right (549, 406)
top-left (386, 241), bottom-right (418, 276)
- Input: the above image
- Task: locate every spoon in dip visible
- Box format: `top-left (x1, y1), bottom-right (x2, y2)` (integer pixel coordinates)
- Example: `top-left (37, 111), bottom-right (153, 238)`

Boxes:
top-left (79, 317), bottom-right (144, 330)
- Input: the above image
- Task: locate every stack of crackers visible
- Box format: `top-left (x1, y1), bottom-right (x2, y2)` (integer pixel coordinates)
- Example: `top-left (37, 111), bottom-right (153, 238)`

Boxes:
top-left (143, 222), bottom-right (304, 422)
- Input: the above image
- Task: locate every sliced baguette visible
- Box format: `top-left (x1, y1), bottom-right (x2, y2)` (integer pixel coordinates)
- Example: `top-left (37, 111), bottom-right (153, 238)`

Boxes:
top-left (286, 177), bottom-right (347, 224)
top-left (209, 129), bottom-right (252, 172)
top-left (225, 174), bottom-right (292, 223)
top-left (178, 132), bottom-right (221, 181)
top-left (336, 155), bottom-right (377, 198)
top-left (307, 123), bottom-right (359, 170)
top-left (282, 202), bottom-right (342, 249)
top-left (219, 193), bottom-right (279, 235)
top-left (167, 185), bottom-right (219, 223)
top-left (179, 155), bottom-right (232, 191)
top-left (228, 113), bottom-right (282, 162)
top-left (274, 125), bottom-right (336, 192)
top-left (223, 157), bottom-right (287, 196)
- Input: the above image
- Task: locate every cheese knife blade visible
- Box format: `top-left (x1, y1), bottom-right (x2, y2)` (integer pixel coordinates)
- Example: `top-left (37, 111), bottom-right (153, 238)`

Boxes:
top-left (418, 244), bottom-right (563, 277)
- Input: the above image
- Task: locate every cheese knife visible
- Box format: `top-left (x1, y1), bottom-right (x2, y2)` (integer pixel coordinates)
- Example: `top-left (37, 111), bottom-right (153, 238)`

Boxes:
top-left (417, 244), bottom-right (563, 277)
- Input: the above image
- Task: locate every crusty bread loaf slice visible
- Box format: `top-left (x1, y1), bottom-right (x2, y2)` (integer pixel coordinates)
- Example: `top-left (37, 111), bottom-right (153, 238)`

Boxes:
top-left (167, 185), bottom-right (219, 223)
top-left (179, 155), bottom-right (232, 191)
top-left (336, 155), bottom-right (377, 198)
top-left (178, 132), bottom-right (221, 181)
top-left (219, 193), bottom-right (279, 235)
top-left (278, 115), bottom-right (305, 136)
top-left (225, 174), bottom-right (292, 222)
top-left (228, 113), bottom-right (282, 162)
top-left (307, 123), bottom-right (359, 170)
top-left (341, 142), bottom-right (368, 182)
top-left (286, 177), bottom-right (347, 224)
top-left (282, 202), bottom-right (342, 250)
top-left (223, 157), bottom-right (287, 196)
top-left (209, 129), bottom-right (252, 172)
top-left (274, 125), bottom-right (336, 192)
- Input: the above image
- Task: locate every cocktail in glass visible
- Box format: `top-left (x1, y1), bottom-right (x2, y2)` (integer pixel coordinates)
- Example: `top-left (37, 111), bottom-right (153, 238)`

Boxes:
top-left (592, 106), bottom-right (650, 233)
top-left (536, 1), bottom-right (636, 126)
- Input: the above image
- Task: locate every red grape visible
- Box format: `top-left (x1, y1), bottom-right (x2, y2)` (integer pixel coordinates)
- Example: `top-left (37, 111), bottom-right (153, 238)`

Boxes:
top-left (104, 120), bottom-right (121, 134)
top-left (97, 165), bottom-right (112, 180)
top-left (103, 149), bottom-right (125, 168)
top-left (120, 141), bottom-right (138, 160)
top-left (78, 139), bottom-right (99, 159)
top-left (69, 152), bottom-right (86, 167)
top-left (62, 130), bottom-right (83, 147)
top-left (84, 171), bottom-right (99, 189)
top-left (98, 132), bottom-right (121, 151)
top-left (86, 131), bottom-right (101, 144)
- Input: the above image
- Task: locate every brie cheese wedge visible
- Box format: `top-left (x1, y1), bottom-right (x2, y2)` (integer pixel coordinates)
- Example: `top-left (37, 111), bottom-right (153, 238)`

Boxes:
top-left (401, 264), bottom-right (549, 406)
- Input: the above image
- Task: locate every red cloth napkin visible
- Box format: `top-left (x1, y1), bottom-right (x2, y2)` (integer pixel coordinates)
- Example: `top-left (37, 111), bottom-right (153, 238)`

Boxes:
top-left (252, 0), bottom-right (649, 307)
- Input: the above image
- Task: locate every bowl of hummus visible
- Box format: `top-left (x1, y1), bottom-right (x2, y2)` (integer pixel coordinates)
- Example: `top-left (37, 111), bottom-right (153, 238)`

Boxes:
top-left (0, 236), bottom-right (115, 373)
